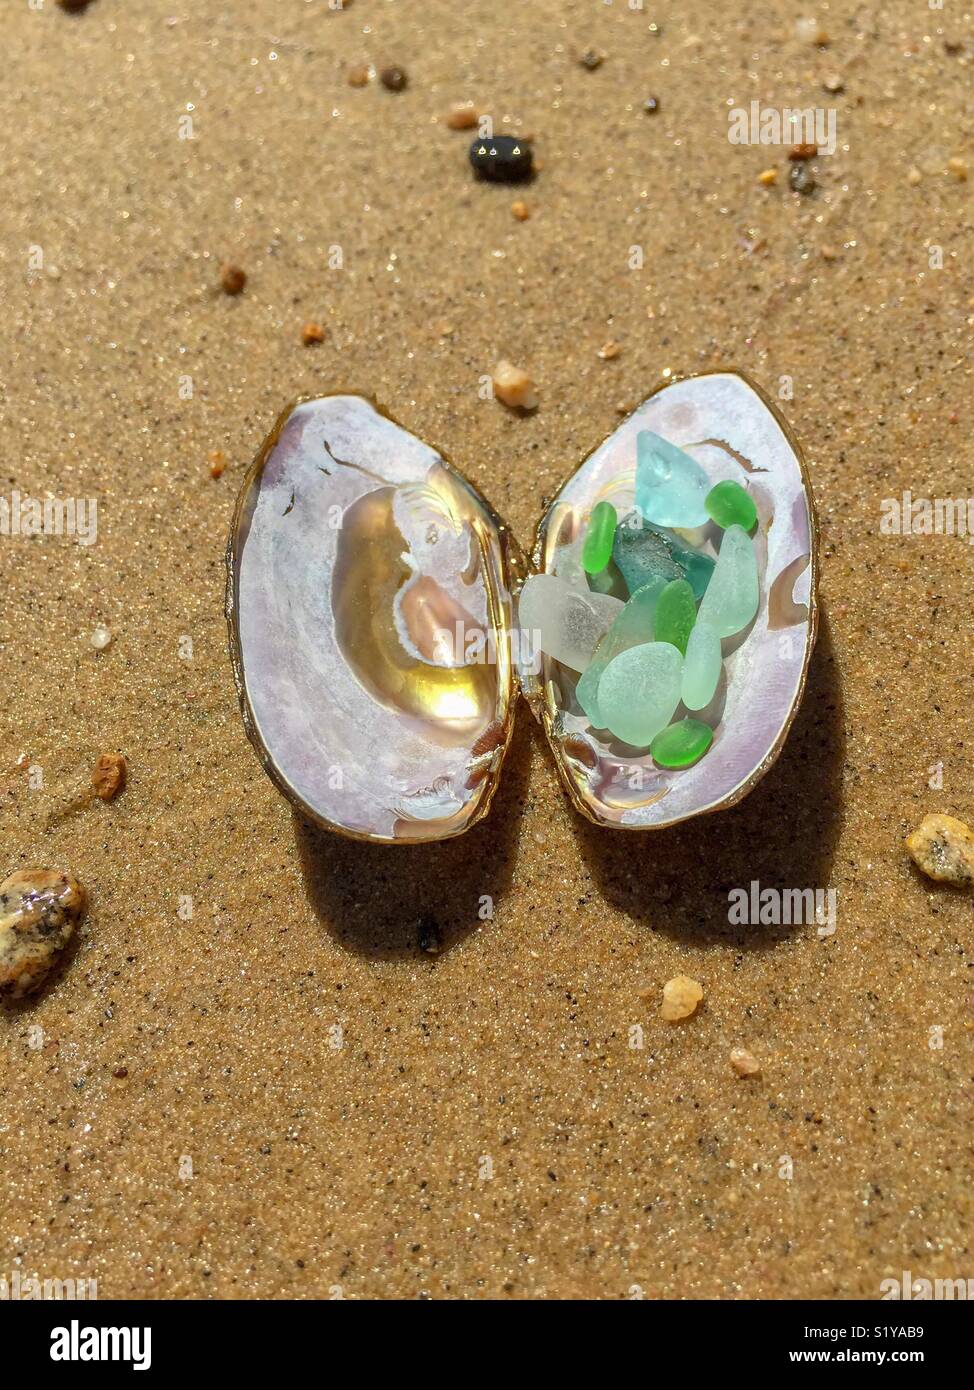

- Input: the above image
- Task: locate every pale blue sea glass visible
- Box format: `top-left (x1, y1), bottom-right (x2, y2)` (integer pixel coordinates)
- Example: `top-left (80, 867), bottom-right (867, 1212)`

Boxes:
top-left (634, 431), bottom-right (711, 527)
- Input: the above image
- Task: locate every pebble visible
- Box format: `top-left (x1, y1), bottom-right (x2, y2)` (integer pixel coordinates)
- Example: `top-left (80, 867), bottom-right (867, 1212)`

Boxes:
top-left (208, 449), bottom-right (227, 479)
top-left (905, 813), bottom-right (974, 887)
top-left (579, 49), bottom-right (605, 71)
top-left (58, 0), bottom-right (91, 10)
top-left (301, 321), bottom-right (325, 345)
top-left (90, 625), bottom-right (113, 650)
top-left (947, 157), bottom-right (968, 182)
top-left (597, 339), bottom-right (622, 360)
top-left (511, 199), bottom-right (530, 221)
top-left (446, 102), bottom-right (479, 130)
top-left (379, 66), bottom-right (408, 92)
top-left (643, 97), bottom-right (660, 115)
top-left (822, 73), bottom-right (844, 94)
top-left (650, 718), bottom-right (713, 769)
top-left (789, 143), bottom-right (818, 160)
top-left (0, 869), bottom-right (85, 1000)
top-left (91, 751), bottom-right (127, 802)
top-left (417, 915), bottom-right (441, 954)
top-left (758, 168), bottom-right (778, 186)
top-left (219, 263), bottom-right (247, 296)
top-left (469, 135), bottom-right (533, 183)
top-left (346, 65), bottom-right (370, 88)
top-left (907, 167), bottom-right (922, 186)
top-left (661, 975), bottom-right (704, 1022)
top-left (788, 163), bottom-right (816, 195)
top-left (492, 359), bottom-right (537, 410)
top-left (730, 1047), bottom-right (761, 1078)
top-left (795, 17), bottom-right (829, 45)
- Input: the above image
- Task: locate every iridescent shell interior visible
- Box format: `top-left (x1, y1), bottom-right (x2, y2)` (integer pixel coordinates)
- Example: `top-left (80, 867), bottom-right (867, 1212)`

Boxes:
top-left (227, 394), bottom-right (519, 843)
top-left (516, 372), bottom-right (817, 829)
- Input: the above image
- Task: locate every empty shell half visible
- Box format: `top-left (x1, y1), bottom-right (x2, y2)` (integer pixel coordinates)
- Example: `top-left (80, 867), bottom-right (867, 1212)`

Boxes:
top-left (227, 394), bottom-right (521, 843)
top-left (515, 371), bottom-right (818, 829)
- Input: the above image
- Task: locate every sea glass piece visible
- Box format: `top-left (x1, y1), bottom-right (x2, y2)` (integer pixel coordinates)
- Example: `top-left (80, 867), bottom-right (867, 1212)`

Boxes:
top-left (582, 501), bottom-right (617, 574)
top-left (680, 620), bottom-right (722, 710)
top-left (705, 479), bottom-right (757, 532)
top-left (635, 430), bottom-right (711, 527)
top-left (597, 641), bottom-right (683, 747)
top-left (517, 574), bottom-right (623, 672)
top-left (576, 581), bottom-right (663, 727)
top-left (653, 579), bottom-right (696, 656)
top-left (612, 512), bottom-right (715, 601)
top-left (650, 718), bottom-right (713, 769)
top-left (696, 524), bottom-right (759, 637)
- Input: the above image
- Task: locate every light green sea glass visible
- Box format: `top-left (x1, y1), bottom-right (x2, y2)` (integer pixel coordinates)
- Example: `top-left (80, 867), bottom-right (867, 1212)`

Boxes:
top-left (705, 479), bottom-right (757, 532)
top-left (635, 431), bottom-right (711, 527)
top-left (582, 501), bottom-right (617, 574)
top-left (597, 641), bottom-right (683, 747)
top-left (653, 579), bottom-right (696, 656)
top-left (696, 524), bottom-right (758, 638)
top-left (650, 718), bottom-right (713, 769)
top-left (680, 620), bottom-right (722, 710)
top-left (576, 581), bottom-right (663, 727)
top-left (612, 512), bottom-right (715, 600)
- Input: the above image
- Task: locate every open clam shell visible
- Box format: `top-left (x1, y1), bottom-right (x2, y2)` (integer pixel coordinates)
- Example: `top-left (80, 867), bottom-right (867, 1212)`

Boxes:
top-left (515, 371), bottom-right (818, 830)
top-left (227, 394), bottom-right (522, 844)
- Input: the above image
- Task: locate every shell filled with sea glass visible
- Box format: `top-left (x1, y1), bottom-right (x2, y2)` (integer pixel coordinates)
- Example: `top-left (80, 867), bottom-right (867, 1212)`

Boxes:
top-left (227, 394), bottom-right (521, 843)
top-left (515, 371), bottom-right (818, 830)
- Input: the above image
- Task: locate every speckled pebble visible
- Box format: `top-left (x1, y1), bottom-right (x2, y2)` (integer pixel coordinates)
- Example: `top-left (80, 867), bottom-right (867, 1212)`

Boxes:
top-left (905, 813), bottom-right (974, 887)
top-left (0, 870), bottom-right (85, 1000)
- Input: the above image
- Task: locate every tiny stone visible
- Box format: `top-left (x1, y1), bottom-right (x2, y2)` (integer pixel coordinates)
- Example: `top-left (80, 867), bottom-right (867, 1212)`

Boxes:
top-left (789, 143), bottom-right (818, 160)
top-left (820, 243), bottom-right (840, 261)
top-left (219, 263), bottom-right (247, 296)
top-left (730, 1048), bottom-right (761, 1078)
top-left (113, 1066), bottom-right (129, 1079)
top-left (907, 167), bottom-right (922, 186)
top-left (579, 48), bottom-right (605, 70)
top-left (947, 157), bottom-right (968, 182)
top-left (905, 813), bottom-right (974, 887)
top-left (208, 449), bottom-right (227, 479)
top-left (418, 915), bottom-right (441, 954)
top-left (301, 321), bottom-right (325, 345)
top-left (758, 167), bottom-right (778, 186)
top-left (91, 752), bottom-right (126, 801)
top-left (492, 360), bottom-right (537, 410)
top-left (0, 869), bottom-right (85, 1000)
top-left (469, 135), bottom-right (533, 183)
top-left (446, 101), bottom-right (479, 130)
top-left (788, 162), bottom-right (816, 195)
top-left (511, 200), bottom-right (530, 221)
top-left (90, 625), bottom-right (112, 651)
top-left (643, 97), bottom-right (660, 115)
top-left (598, 339), bottom-right (622, 360)
top-left (661, 975), bottom-right (704, 1022)
top-left (346, 64), bottom-right (370, 88)
top-left (58, 0), bottom-right (92, 10)
top-left (822, 73), bottom-right (844, 93)
top-left (795, 17), bottom-right (829, 45)
top-left (379, 65), bottom-right (408, 92)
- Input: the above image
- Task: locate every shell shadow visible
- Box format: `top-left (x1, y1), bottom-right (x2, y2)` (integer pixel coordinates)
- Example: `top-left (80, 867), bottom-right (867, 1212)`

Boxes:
top-left (295, 712), bottom-right (531, 960)
top-left (573, 609), bottom-right (844, 950)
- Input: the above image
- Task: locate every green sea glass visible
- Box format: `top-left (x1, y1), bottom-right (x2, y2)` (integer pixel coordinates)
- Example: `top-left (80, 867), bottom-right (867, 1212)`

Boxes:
top-left (612, 512), bottom-right (715, 601)
top-left (681, 620), bottom-right (722, 710)
top-left (576, 581), bottom-right (663, 727)
top-left (696, 524), bottom-right (758, 637)
top-left (653, 579), bottom-right (696, 656)
top-left (705, 480), bottom-right (757, 532)
top-left (597, 641), bottom-right (682, 747)
top-left (650, 718), bottom-right (713, 769)
top-left (582, 501), bottom-right (617, 574)
top-left (635, 431), bottom-right (711, 527)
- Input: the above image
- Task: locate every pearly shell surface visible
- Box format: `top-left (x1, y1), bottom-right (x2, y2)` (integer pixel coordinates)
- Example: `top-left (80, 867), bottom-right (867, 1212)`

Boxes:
top-left (227, 395), bottom-right (520, 843)
top-left (516, 371), bottom-right (818, 830)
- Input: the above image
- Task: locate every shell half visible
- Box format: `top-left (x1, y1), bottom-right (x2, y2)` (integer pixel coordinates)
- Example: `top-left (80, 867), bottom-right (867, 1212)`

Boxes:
top-left (227, 394), bottom-right (521, 843)
top-left (515, 371), bottom-right (818, 829)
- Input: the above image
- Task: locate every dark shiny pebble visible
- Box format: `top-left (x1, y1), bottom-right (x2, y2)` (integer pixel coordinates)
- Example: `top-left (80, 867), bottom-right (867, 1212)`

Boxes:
top-left (788, 162), bottom-right (816, 195)
top-left (379, 65), bottom-right (408, 92)
top-left (468, 134), bottom-right (533, 183)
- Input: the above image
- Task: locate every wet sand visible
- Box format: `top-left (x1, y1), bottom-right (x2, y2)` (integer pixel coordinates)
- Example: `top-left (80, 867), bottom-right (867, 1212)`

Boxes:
top-left (1, 0), bottom-right (972, 1298)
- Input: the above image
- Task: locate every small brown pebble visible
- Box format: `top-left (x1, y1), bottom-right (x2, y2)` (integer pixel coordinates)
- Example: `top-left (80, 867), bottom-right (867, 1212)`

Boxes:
top-left (379, 65), bottom-right (408, 92)
top-left (906, 813), bottom-right (974, 887)
top-left (58, 0), bottom-right (92, 10)
top-left (113, 1067), bottom-right (129, 1080)
top-left (820, 244), bottom-right (840, 261)
top-left (346, 65), bottom-right (370, 88)
top-left (445, 101), bottom-right (478, 130)
top-left (660, 975), bottom-right (704, 1022)
top-left (301, 321), bottom-right (326, 345)
top-left (730, 1047), bottom-right (761, 1078)
top-left (579, 48), bottom-right (605, 71)
top-left (91, 752), bottom-right (127, 802)
top-left (219, 263), bottom-right (247, 296)
top-left (208, 449), bottom-right (227, 479)
top-left (789, 143), bottom-right (818, 160)
top-left (907, 167), bottom-right (922, 186)
top-left (492, 360), bottom-right (538, 411)
top-left (758, 167), bottom-right (778, 186)
top-left (947, 157), bottom-right (968, 182)
top-left (598, 340), bottom-right (622, 361)
top-left (511, 200), bottom-right (530, 221)
top-left (0, 870), bottom-right (85, 1000)
top-left (822, 73), bottom-right (844, 93)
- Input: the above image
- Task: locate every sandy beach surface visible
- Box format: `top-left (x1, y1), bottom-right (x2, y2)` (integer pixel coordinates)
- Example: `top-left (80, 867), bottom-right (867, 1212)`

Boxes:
top-left (1, 0), bottom-right (972, 1299)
